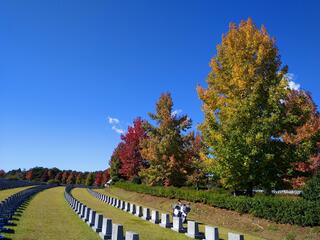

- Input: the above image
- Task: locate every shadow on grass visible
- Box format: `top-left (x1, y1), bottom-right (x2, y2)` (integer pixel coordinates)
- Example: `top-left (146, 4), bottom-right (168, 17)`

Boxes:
top-left (1, 197), bottom-right (34, 239)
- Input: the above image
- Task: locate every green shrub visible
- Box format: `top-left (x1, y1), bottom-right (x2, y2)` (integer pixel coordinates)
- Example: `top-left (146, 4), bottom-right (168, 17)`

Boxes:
top-left (47, 179), bottom-right (60, 185)
top-left (303, 171), bottom-right (320, 201)
top-left (115, 182), bottom-right (320, 226)
top-left (131, 176), bottom-right (142, 184)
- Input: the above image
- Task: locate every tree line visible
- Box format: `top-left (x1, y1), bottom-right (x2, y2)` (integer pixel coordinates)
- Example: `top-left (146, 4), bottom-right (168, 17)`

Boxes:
top-left (109, 19), bottom-right (320, 194)
top-left (0, 167), bottom-right (110, 187)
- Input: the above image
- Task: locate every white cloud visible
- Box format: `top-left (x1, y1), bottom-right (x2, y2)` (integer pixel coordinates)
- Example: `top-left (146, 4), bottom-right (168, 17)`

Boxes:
top-left (107, 116), bottom-right (125, 134)
top-left (112, 126), bottom-right (125, 134)
top-left (171, 109), bottom-right (182, 117)
top-left (285, 73), bottom-right (300, 90)
top-left (288, 81), bottom-right (300, 90)
top-left (107, 116), bottom-right (120, 124)
top-left (286, 73), bottom-right (295, 81)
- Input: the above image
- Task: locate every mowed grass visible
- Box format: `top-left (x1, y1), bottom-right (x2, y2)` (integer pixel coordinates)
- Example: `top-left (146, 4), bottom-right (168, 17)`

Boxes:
top-left (72, 188), bottom-right (192, 240)
top-left (95, 188), bottom-right (264, 240)
top-left (0, 186), bottom-right (34, 201)
top-left (3, 187), bottom-right (100, 240)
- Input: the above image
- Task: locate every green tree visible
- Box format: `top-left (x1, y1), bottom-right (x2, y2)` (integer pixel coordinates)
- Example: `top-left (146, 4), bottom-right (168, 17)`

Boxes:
top-left (303, 171), bottom-right (320, 201)
top-left (197, 19), bottom-right (294, 193)
top-left (75, 173), bottom-right (83, 185)
top-left (109, 143), bottom-right (124, 182)
top-left (140, 93), bottom-right (193, 187)
top-left (85, 173), bottom-right (95, 186)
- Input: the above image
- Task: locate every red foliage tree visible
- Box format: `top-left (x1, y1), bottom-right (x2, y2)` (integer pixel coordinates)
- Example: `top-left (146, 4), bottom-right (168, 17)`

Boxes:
top-left (25, 170), bottom-right (33, 181)
top-left (0, 170), bottom-right (6, 177)
top-left (67, 172), bottom-right (76, 184)
top-left (118, 118), bottom-right (147, 180)
top-left (283, 90), bottom-right (320, 187)
top-left (61, 171), bottom-right (69, 184)
top-left (101, 169), bottom-right (110, 186)
top-left (94, 171), bottom-right (103, 186)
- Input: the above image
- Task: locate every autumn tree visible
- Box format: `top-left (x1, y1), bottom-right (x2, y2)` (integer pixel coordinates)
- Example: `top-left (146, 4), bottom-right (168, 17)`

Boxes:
top-left (185, 134), bottom-right (206, 189)
top-left (101, 169), bottom-right (110, 186)
top-left (55, 172), bottom-right (62, 183)
top-left (140, 93), bottom-right (193, 187)
top-left (118, 118), bottom-right (147, 180)
top-left (61, 171), bottom-right (69, 184)
top-left (198, 19), bottom-right (296, 193)
top-left (94, 171), bottom-right (103, 186)
top-left (282, 90), bottom-right (320, 187)
top-left (0, 170), bottom-right (5, 177)
top-left (48, 168), bottom-right (60, 180)
top-left (67, 172), bottom-right (76, 184)
top-left (25, 170), bottom-right (33, 181)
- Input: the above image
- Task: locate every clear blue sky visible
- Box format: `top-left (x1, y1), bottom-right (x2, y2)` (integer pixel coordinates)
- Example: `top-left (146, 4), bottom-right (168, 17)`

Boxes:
top-left (0, 1), bottom-right (319, 172)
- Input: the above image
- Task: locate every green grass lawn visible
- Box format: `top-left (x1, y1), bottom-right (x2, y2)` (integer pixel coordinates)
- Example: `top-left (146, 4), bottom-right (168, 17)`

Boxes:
top-left (72, 188), bottom-right (193, 240)
top-left (0, 186), bottom-right (34, 201)
top-left (3, 187), bottom-right (100, 240)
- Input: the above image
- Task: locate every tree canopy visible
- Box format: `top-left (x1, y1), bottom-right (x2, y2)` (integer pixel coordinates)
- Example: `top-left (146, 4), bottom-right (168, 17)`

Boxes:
top-left (197, 19), bottom-right (300, 192)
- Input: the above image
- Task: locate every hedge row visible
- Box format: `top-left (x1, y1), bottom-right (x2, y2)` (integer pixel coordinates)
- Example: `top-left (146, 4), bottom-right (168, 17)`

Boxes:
top-left (114, 182), bottom-right (320, 226)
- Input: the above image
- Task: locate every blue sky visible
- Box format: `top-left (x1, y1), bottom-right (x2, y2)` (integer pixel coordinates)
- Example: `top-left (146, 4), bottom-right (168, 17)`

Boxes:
top-left (0, 1), bottom-right (319, 172)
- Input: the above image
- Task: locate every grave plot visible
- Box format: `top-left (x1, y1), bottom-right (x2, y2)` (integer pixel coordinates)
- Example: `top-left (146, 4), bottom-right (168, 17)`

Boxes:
top-left (0, 179), bottom-right (36, 190)
top-left (88, 188), bottom-right (247, 240)
top-left (65, 185), bottom-right (140, 240)
top-left (94, 188), bottom-right (264, 240)
top-left (1, 185), bottom-right (53, 239)
top-left (3, 187), bottom-right (99, 240)
top-left (72, 188), bottom-right (191, 240)
top-left (0, 186), bottom-right (35, 202)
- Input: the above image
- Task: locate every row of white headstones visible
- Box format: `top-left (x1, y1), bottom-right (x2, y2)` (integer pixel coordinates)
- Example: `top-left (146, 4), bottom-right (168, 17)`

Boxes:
top-left (64, 187), bottom-right (139, 240)
top-left (87, 188), bottom-right (245, 240)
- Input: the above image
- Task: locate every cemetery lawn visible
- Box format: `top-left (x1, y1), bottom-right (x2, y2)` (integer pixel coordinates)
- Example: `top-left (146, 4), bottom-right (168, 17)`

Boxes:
top-left (72, 188), bottom-right (192, 240)
top-left (0, 186), bottom-right (33, 202)
top-left (3, 187), bottom-right (100, 240)
top-left (0, 186), bottom-right (34, 201)
top-left (97, 187), bottom-right (320, 240)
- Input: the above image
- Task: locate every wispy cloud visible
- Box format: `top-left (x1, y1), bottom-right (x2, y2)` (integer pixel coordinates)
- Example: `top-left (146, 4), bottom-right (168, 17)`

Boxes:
top-left (107, 116), bottom-right (120, 124)
top-left (285, 73), bottom-right (300, 90)
top-left (112, 126), bottom-right (125, 134)
top-left (107, 116), bottom-right (124, 134)
top-left (171, 109), bottom-right (182, 117)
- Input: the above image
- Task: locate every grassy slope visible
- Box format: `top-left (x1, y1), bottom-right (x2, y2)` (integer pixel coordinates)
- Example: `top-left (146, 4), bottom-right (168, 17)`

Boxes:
top-left (97, 187), bottom-right (320, 240)
top-left (72, 188), bottom-right (192, 240)
top-left (0, 186), bottom-right (34, 201)
top-left (3, 187), bottom-right (100, 240)
top-left (95, 188), bottom-right (262, 240)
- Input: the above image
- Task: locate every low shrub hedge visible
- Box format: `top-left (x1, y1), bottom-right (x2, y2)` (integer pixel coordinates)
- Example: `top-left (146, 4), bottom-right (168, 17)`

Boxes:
top-left (114, 182), bottom-right (320, 226)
